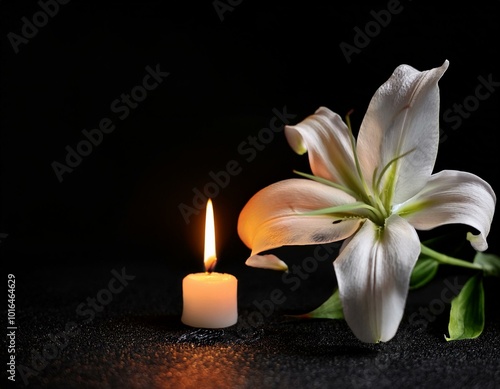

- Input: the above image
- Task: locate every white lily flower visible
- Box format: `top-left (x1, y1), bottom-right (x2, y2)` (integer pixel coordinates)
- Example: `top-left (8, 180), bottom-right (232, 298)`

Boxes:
top-left (237, 60), bottom-right (496, 343)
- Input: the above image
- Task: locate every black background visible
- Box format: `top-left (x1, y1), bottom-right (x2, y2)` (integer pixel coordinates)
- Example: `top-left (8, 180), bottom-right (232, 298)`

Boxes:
top-left (2, 0), bottom-right (499, 271)
top-left (1, 1), bottom-right (500, 387)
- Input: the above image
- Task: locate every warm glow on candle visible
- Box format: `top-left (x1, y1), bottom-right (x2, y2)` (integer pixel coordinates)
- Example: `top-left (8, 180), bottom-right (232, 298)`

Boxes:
top-left (204, 198), bottom-right (217, 273)
top-left (181, 198), bottom-right (238, 329)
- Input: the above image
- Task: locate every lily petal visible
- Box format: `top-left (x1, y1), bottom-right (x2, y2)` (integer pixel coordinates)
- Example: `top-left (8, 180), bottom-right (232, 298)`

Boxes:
top-left (357, 60), bottom-right (449, 204)
top-left (284, 107), bottom-right (363, 193)
top-left (334, 214), bottom-right (421, 343)
top-left (395, 170), bottom-right (496, 251)
top-left (237, 178), bottom-right (362, 257)
top-left (246, 254), bottom-right (289, 271)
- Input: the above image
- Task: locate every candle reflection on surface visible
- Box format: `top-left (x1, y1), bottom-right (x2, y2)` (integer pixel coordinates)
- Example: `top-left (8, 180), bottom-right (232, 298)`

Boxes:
top-left (154, 343), bottom-right (250, 388)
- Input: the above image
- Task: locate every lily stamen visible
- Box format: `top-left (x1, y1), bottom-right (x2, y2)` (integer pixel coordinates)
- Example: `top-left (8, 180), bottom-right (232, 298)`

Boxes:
top-left (238, 59), bottom-right (496, 344)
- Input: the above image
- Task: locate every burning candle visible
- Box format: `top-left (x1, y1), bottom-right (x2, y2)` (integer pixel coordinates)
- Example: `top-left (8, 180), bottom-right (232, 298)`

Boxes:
top-left (181, 198), bottom-right (238, 328)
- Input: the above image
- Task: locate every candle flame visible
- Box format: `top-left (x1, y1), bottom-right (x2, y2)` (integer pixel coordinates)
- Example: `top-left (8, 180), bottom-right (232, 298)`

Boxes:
top-left (204, 198), bottom-right (217, 273)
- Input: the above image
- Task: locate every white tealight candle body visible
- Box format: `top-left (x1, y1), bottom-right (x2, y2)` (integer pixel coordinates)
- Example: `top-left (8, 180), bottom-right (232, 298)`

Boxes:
top-left (181, 272), bottom-right (238, 328)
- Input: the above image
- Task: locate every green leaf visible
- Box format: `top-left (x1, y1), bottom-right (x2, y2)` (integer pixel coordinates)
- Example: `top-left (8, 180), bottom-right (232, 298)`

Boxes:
top-left (445, 274), bottom-right (485, 341)
top-left (473, 252), bottom-right (500, 277)
top-left (410, 256), bottom-right (439, 290)
top-left (290, 289), bottom-right (344, 320)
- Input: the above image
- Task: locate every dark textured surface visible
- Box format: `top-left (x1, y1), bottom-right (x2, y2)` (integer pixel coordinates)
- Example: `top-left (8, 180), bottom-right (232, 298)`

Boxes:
top-left (12, 315), bottom-right (500, 389)
top-left (2, 0), bottom-right (500, 388)
top-left (4, 255), bottom-right (500, 389)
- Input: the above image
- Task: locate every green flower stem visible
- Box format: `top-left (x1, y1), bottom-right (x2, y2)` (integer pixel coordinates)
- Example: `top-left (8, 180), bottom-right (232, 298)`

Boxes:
top-left (420, 244), bottom-right (483, 270)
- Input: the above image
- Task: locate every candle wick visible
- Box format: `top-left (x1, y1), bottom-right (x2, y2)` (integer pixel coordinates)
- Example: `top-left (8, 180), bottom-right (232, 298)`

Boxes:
top-left (205, 256), bottom-right (217, 273)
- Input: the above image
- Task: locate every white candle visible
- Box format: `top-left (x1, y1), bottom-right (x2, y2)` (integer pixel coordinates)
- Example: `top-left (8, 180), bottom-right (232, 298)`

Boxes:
top-left (181, 199), bottom-right (238, 328)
